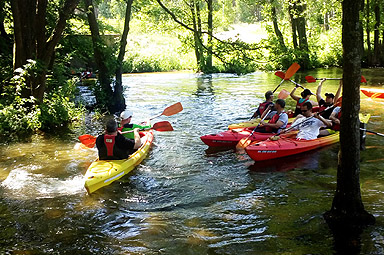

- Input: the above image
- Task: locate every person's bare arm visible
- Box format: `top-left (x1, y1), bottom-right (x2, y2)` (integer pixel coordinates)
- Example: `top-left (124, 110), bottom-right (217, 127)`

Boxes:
top-left (290, 86), bottom-right (300, 101)
top-left (133, 128), bottom-right (142, 149)
top-left (316, 79), bottom-right (326, 103)
top-left (334, 79), bottom-right (342, 104)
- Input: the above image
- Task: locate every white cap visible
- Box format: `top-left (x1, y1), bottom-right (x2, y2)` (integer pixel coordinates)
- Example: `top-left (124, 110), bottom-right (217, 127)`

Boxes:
top-left (120, 110), bottom-right (133, 120)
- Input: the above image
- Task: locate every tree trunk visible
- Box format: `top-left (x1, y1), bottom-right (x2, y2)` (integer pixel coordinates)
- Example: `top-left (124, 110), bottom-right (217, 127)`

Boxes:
top-left (113, 0), bottom-right (133, 113)
top-left (191, 1), bottom-right (205, 72)
top-left (84, 0), bottom-right (114, 111)
top-left (373, 3), bottom-right (380, 65)
top-left (11, 0), bottom-right (79, 102)
top-left (289, 7), bottom-right (298, 49)
top-left (206, 0), bottom-right (213, 71)
top-left (270, 0), bottom-right (286, 48)
top-left (324, 0), bottom-right (374, 231)
top-left (366, 0), bottom-right (371, 64)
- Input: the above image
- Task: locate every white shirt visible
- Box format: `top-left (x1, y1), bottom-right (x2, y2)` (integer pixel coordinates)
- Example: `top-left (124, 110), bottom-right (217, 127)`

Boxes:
top-left (292, 116), bottom-right (326, 140)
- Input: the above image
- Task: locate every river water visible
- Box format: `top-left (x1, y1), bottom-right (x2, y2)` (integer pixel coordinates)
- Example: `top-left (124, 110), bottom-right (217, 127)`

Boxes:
top-left (1, 68), bottom-right (384, 254)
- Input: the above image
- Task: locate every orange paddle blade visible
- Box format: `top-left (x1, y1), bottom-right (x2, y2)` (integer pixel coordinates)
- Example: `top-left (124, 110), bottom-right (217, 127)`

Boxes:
top-left (78, 134), bottom-right (97, 148)
top-left (284, 63), bottom-right (300, 80)
top-left (162, 102), bottom-right (183, 116)
top-left (236, 137), bottom-right (252, 150)
top-left (152, 121), bottom-right (174, 131)
top-left (275, 71), bottom-right (285, 79)
top-left (278, 89), bottom-right (290, 99)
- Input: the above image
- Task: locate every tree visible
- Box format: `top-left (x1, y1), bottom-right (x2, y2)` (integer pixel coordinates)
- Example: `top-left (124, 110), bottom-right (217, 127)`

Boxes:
top-left (114, 0), bottom-right (133, 113)
top-left (324, 0), bottom-right (375, 242)
top-left (84, 0), bottom-right (128, 114)
top-left (288, 0), bottom-right (310, 68)
top-left (11, 0), bottom-right (80, 103)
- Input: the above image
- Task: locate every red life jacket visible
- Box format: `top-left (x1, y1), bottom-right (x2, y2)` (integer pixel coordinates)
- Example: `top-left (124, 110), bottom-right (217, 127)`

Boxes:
top-left (332, 111), bottom-right (342, 131)
top-left (104, 134), bottom-right (116, 157)
top-left (258, 101), bottom-right (272, 116)
top-left (265, 113), bottom-right (282, 133)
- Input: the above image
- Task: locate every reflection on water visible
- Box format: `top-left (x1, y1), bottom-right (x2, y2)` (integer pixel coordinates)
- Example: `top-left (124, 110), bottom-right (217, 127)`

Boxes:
top-left (0, 69), bottom-right (384, 254)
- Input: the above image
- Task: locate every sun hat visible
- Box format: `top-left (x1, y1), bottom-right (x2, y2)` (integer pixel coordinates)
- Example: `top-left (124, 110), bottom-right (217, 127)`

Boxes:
top-left (120, 110), bottom-right (133, 120)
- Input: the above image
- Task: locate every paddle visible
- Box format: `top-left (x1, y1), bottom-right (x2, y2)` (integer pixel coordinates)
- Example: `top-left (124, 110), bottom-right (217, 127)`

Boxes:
top-left (236, 109), bottom-right (272, 150)
top-left (272, 63), bottom-right (301, 93)
top-left (77, 121), bottom-right (174, 148)
top-left (305, 75), bottom-right (366, 83)
top-left (360, 129), bottom-right (384, 137)
top-left (149, 102), bottom-right (183, 120)
top-left (277, 89), bottom-right (290, 99)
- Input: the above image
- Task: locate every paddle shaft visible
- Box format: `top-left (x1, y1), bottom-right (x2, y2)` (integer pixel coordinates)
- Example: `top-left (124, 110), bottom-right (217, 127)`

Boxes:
top-left (360, 129), bottom-right (384, 137)
top-left (281, 104), bottom-right (336, 134)
top-left (245, 109), bottom-right (272, 140)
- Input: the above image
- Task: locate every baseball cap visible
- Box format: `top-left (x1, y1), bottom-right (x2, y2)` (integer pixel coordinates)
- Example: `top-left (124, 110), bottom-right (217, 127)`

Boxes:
top-left (302, 89), bottom-right (314, 97)
top-left (120, 110), bottom-right (133, 120)
top-left (325, 93), bottom-right (335, 98)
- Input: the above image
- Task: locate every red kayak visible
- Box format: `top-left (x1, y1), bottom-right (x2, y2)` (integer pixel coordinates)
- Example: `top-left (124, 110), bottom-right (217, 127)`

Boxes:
top-left (200, 127), bottom-right (291, 147)
top-left (245, 132), bottom-right (339, 161)
top-left (361, 88), bottom-right (384, 99)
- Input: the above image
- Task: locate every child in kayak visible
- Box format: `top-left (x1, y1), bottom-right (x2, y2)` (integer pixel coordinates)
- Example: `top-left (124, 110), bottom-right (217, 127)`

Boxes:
top-left (96, 119), bottom-right (141, 160)
top-left (118, 110), bottom-right (151, 139)
top-left (251, 91), bottom-right (274, 119)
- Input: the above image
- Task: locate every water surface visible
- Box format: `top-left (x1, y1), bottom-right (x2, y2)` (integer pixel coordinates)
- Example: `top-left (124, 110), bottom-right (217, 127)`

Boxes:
top-left (1, 68), bottom-right (384, 254)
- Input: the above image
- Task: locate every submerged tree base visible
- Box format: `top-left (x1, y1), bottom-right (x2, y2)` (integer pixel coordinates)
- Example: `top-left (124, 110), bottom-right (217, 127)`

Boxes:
top-left (324, 210), bottom-right (375, 254)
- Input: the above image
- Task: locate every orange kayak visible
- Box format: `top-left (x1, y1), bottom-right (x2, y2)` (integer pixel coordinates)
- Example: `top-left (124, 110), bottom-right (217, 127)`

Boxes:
top-left (361, 88), bottom-right (384, 99)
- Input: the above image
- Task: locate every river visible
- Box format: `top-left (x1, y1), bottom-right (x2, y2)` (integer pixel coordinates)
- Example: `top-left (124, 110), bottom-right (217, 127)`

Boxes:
top-left (1, 68), bottom-right (384, 254)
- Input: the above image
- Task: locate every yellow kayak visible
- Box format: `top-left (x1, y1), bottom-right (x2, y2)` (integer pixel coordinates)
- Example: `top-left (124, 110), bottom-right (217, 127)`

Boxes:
top-left (84, 130), bottom-right (154, 194)
top-left (228, 117), bottom-right (295, 129)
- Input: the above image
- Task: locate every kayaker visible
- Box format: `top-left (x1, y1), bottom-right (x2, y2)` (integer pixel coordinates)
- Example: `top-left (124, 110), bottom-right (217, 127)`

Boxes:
top-left (96, 119), bottom-right (141, 160)
top-left (287, 101), bottom-right (332, 140)
top-left (329, 106), bottom-right (341, 131)
top-left (315, 79), bottom-right (342, 118)
top-left (119, 110), bottom-right (151, 139)
top-left (255, 99), bottom-right (288, 134)
top-left (251, 91), bottom-right (274, 119)
top-left (290, 86), bottom-right (318, 117)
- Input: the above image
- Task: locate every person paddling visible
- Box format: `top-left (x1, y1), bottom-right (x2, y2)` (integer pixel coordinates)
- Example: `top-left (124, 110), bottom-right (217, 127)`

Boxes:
top-left (96, 119), bottom-right (141, 160)
top-left (286, 101), bottom-right (332, 140)
top-left (290, 86), bottom-right (317, 117)
top-left (251, 91), bottom-right (274, 119)
top-left (315, 79), bottom-right (342, 118)
top-left (254, 99), bottom-right (288, 134)
top-left (119, 110), bottom-right (151, 139)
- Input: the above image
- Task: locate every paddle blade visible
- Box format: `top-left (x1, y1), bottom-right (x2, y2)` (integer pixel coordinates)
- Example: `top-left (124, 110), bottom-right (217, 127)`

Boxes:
top-left (305, 76), bottom-right (317, 83)
top-left (78, 134), bottom-right (97, 148)
top-left (236, 137), bottom-right (252, 150)
top-left (361, 75), bottom-right (367, 83)
top-left (152, 121), bottom-right (174, 131)
top-left (284, 63), bottom-right (300, 80)
top-left (278, 89), bottom-right (290, 99)
top-left (274, 71), bottom-right (285, 79)
top-left (162, 102), bottom-right (183, 116)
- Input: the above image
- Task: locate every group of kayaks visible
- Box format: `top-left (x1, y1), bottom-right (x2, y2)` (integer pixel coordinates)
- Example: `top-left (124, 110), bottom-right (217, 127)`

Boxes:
top-left (80, 87), bottom-right (383, 194)
top-left (201, 113), bottom-right (370, 161)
